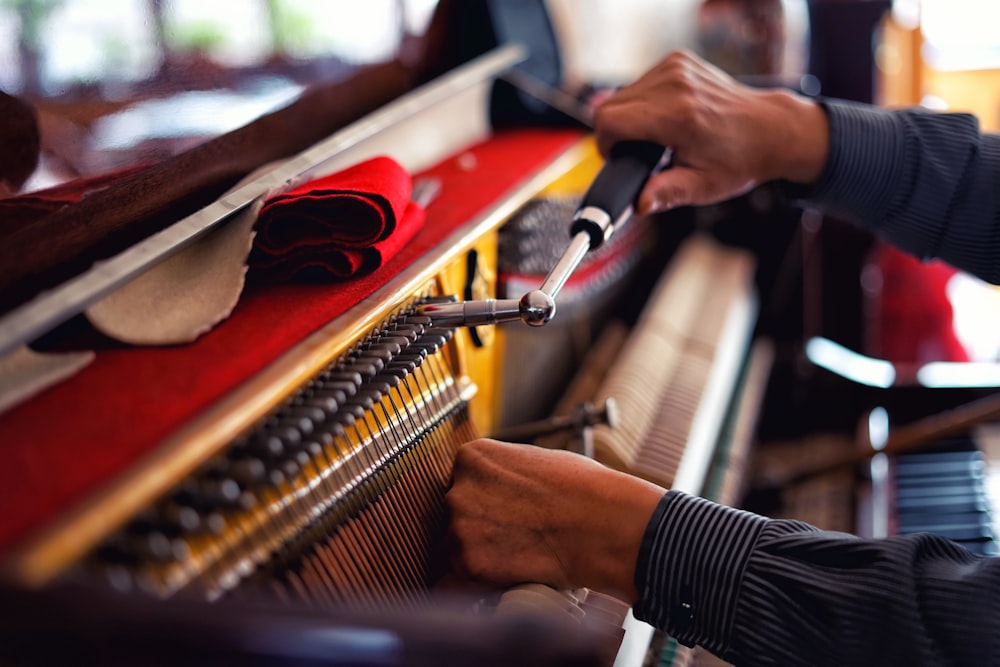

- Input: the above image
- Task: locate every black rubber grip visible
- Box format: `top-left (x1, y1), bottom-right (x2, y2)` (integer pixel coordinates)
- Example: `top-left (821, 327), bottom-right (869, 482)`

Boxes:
top-left (571, 140), bottom-right (667, 248)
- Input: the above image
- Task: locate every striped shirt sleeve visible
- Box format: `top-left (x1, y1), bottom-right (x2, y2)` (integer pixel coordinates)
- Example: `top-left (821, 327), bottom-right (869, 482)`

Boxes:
top-left (792, 98), bottom-right (1000, 285)
top-left (633, 490), bottom-right (1000, 666)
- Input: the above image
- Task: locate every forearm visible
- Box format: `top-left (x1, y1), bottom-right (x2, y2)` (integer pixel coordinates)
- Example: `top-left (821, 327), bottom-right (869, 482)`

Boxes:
top-left (793, 99), bottom-right (1000, 284)
top-left (634, 491), bottom-right (1000, 666)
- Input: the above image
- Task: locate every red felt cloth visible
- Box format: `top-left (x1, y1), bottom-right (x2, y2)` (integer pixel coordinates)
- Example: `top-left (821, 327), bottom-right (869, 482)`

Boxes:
top-left (864, 243), bottom-right (969, 364)
top-left (0, 128), bottom-right (583, 553)
top-left (249, 156), bottom-right (424, 280)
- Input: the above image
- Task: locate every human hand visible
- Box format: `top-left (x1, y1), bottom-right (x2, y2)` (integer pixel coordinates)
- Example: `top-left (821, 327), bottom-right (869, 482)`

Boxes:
top-left (445, 439), bottom-right (665, 603)
top-left (594, 50), bottom-right (829, 214)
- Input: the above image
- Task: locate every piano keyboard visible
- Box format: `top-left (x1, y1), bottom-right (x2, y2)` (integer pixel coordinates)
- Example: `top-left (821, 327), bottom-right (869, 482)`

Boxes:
top-left (893, 442), bottom-right (998, 556)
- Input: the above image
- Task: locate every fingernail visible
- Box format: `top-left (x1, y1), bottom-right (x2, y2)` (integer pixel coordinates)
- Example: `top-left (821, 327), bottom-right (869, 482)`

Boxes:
top-left (640, 195), bottom-right (670, 216)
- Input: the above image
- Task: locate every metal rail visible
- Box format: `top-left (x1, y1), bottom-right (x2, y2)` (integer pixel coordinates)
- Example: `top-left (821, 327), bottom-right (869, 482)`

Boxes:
top-left (0, 45), bottom-right (526, 359)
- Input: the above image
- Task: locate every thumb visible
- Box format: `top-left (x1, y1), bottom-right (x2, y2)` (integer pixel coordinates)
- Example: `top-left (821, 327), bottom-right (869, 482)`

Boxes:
top-left (636, 168), bottom-right (708, 215)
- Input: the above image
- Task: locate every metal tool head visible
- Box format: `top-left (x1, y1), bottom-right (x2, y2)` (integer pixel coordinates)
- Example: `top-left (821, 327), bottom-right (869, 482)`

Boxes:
top-left (518, 290), bottom-right (556, 327)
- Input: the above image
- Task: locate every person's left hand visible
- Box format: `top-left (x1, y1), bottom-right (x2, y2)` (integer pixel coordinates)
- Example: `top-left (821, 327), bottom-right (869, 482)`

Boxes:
top-left (445, 438), bottom-right (665, 602)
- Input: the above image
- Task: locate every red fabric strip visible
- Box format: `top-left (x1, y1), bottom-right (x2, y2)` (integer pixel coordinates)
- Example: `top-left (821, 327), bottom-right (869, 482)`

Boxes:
top-left (250, 155), bottom-right (425, 279)
top-left (259, 155), bottom-right (410, 245)
top-left (0, 128), bottom-right (583, 553)
top-left (252, 201), bottom-right (425, 280)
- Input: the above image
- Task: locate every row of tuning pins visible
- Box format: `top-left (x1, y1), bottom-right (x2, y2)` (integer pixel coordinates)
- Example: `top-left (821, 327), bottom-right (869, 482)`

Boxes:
top-left (91, 305), bottom-right (457, 594)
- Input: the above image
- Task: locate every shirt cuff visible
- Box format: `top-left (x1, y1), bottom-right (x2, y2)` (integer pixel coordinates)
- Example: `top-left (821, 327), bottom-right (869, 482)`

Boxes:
top-left (632, 491), bottom-right (767, 655)
top-left (785, 98), bottom-right (983, 264)
top-left (788, 98), bottom-right (907, 226)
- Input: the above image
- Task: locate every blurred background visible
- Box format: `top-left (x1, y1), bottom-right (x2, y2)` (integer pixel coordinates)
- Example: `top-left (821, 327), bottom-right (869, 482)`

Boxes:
top-left (2, 0), bottom-right (997, 173)
top-left (2, 0), bottom-right (998, 185)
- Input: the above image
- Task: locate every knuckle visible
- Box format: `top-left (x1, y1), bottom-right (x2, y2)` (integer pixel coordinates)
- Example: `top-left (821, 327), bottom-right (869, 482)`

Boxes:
top-left (675, 49), bottom-right (697, 64)
top-left (664, 51), bottom-right (691, 79)
top-left (663, 50), bottom-right (686, 68)
top-left (593, 102), bottom-right (612, 128)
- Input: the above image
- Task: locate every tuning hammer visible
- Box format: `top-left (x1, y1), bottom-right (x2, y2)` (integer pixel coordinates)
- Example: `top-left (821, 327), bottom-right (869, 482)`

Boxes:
top-left (417, 141), bottom-right (669, 329)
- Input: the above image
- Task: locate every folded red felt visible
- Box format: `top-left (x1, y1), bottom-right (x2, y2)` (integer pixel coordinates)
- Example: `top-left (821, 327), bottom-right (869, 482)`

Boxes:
top-left (249, 155), bottom-right (422, 280)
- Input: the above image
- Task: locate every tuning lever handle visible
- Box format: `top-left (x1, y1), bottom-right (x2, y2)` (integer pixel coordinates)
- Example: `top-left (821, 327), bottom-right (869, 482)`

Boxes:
top-left (570, 140), bottom-right (669, 250)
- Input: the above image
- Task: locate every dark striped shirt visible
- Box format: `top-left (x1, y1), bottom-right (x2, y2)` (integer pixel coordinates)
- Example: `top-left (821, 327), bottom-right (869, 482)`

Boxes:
top-left (801, 98), bottom-right (1000, 285)
top-left (634, 491), bottom-right (1000, 666)
top-left (633, 102), bottom-right (1000, 665)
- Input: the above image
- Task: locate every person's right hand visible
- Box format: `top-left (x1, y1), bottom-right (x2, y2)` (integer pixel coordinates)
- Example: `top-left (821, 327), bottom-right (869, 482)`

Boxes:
top-left (593, 50), bottom-right (830, 215)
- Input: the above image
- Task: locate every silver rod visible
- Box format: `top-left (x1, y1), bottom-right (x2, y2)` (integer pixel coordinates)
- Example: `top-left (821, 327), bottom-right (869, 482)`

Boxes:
top-left (0, 44), bottom-right (527, 359)
top-left (539, 232), bottom-right (591, 299)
